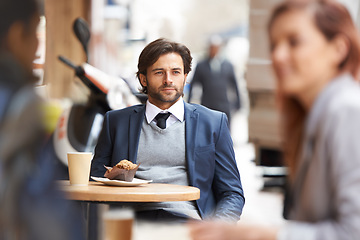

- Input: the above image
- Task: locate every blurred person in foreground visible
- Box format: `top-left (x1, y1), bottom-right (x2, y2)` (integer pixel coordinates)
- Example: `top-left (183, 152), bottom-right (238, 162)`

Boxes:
top-left (91, 38), bottom-right (244, 222)
top-left (187, 36), bottom-right (241, 126)
top-left (0, 0), bottom-right (84, 239)
top-left (189, 0), bottom-right (360, 239)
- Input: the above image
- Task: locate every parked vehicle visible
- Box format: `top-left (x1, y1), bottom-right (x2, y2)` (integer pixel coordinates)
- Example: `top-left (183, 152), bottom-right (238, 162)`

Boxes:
top-left (52, 18), bottom-right (143, 172)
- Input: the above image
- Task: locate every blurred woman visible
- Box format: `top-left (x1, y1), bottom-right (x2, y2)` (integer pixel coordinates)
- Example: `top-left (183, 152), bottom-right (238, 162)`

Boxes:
top-left (189, 0), bottom-right (360, 239)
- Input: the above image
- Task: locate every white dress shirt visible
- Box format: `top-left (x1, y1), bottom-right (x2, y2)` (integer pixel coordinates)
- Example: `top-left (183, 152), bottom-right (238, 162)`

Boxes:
top-left (145, 97), bottom-right (185, 128)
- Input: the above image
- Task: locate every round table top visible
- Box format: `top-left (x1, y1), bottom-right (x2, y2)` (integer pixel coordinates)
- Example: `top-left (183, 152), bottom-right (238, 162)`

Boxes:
top-left (58, 180), bottom-right (200, 202)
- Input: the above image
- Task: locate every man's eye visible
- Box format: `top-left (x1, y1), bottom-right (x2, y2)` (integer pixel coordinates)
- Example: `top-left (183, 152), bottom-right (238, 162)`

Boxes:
top-left (155, 71), bottom-right (163, 75)
top-left (289, 37), bottom-right (299, 48)
top-left (173, 71), bottom-right (181, 75)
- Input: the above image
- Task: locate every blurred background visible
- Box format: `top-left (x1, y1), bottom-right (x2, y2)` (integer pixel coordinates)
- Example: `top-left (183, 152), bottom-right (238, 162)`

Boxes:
top-left (34, 0), bottom-right (360, 226)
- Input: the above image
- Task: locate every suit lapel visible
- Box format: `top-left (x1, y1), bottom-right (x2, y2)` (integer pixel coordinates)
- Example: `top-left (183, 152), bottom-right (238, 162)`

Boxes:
top-left (129, 105), bottom-right (145, 163)
top-left (184, 103), bottom-right (198, 186)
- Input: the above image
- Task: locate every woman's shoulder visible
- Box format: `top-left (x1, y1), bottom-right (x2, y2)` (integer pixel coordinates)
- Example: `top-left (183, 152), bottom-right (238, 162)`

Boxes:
top-left (328, 75), bottom-right (360, 112)
top-left (308, 74), bottom-right (360, 133)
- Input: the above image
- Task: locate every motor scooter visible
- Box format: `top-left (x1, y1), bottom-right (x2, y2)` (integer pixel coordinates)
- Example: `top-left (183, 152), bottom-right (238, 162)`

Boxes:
top-left (52, 18), bottom-right (143, 174)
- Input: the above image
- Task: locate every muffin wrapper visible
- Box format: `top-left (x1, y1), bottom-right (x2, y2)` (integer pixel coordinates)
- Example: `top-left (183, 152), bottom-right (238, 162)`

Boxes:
top-left (104, 164), bottom-right (140, 182)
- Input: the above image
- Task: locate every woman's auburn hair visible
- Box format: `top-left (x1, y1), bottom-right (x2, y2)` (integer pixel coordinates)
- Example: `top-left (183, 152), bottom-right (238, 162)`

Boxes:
top-left (268, 0), bottom-right (360, 180)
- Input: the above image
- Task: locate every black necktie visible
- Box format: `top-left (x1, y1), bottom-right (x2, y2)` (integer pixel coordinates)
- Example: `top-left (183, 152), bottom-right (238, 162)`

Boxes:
top-left (155, 112), bottom-right (171, 129)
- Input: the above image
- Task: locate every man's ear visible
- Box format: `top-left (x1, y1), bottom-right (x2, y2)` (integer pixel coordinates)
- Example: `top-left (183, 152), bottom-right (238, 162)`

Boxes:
top-left (4, 21), bottom-right (24, 56)
top-left (139, 73), bottom-right (147, 87)
top-left (184, 73), bottom-right (188, 84)
top-left (332, 34), bottom-right (350, 67)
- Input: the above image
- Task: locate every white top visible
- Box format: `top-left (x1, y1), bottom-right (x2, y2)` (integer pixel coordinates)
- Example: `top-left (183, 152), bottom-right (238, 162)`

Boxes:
top-left (145, 97), bottom-right (185, 128)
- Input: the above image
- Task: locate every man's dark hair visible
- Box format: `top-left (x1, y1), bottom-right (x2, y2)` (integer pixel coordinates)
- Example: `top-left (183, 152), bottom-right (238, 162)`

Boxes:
top-left (136, 38), bottom-right (192, 94)
top-left (0, 0), bottom-right (39, 44)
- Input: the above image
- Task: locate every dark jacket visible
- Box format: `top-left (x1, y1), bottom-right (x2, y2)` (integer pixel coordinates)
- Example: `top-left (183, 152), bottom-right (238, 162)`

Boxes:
top-left (91, 102), bottom-right (245, 221)
top-left (188, 59), bottom-right (241, 121)
top-left (0, 53), bottom-right (85, 240)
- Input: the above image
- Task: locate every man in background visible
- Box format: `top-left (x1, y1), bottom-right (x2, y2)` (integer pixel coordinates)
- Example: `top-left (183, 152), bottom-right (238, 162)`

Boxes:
top-left (187, 36), bottom-right (241, 125)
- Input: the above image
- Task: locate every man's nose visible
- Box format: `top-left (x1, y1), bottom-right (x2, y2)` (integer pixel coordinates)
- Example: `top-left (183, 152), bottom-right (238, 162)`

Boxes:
top-left (163, 72), bottom-right (173, 85)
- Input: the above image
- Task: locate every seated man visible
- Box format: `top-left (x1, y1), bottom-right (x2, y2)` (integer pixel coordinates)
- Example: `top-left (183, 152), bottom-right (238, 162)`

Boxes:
top-left (91, 38), bottom-right (245, 222)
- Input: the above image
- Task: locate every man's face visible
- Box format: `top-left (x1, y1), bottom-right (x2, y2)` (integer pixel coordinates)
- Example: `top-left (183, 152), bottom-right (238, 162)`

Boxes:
top-left (209, 44), bottom-right (220, 59)
top-left (6, 13), bottom-right (39, 75)
top-left (140, 52), bottom-right (187, 110)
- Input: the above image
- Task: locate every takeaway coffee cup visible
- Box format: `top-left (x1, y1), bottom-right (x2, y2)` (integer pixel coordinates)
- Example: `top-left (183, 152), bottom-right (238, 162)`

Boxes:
top-left (103, 208), bottom-right (134, 240)
top-left (67, 152), bottom-right (92, 185)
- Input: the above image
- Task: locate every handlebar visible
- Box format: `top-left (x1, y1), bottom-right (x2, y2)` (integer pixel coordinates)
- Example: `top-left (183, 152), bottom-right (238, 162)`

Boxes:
top-left (58, 55), bottom-right (104, 95)
top-left (58, 55), bottom-right (77, 69)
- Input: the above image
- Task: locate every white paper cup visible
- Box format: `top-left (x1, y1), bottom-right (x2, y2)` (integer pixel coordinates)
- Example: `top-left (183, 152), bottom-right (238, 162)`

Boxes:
top-left (103, 209), bottom-right (134, 240)
top-left (67, 152), bottom-right (92, 186)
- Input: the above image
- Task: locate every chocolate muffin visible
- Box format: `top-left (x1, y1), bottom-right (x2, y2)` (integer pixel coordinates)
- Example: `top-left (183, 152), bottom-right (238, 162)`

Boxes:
top-left (104, 160), bottom-right (140, 182)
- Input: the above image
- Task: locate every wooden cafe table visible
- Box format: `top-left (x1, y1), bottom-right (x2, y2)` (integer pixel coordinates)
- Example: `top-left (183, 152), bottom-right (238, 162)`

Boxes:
top-left (59, 180), bottom-right (200, 203)
top-left (58, 180), bottom-right (200, 240)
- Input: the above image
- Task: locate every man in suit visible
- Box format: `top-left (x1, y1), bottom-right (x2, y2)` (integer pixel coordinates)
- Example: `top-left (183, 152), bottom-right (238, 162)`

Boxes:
top-left (91, 38), bottom-right (244, 222)
top-left (187, 36), bottom-right (241, 125)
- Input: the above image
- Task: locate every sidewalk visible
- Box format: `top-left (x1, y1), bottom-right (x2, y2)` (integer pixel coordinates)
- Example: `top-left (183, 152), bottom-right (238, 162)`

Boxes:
top-left (231, 111), bottom-right (285, 225)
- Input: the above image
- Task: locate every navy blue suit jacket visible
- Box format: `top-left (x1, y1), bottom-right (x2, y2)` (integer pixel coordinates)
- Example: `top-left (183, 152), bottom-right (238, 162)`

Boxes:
top-left (91, 102), bottom-right (245, 221)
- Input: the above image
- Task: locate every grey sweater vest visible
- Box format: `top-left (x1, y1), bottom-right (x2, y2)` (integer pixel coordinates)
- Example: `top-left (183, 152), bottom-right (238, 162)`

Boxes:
top-left (134, 119), bottom-right (200, 219)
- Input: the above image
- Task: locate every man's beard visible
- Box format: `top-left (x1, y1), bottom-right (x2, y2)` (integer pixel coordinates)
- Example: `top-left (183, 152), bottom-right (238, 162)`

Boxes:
top-left (147, 82), bottom-right (184, 103)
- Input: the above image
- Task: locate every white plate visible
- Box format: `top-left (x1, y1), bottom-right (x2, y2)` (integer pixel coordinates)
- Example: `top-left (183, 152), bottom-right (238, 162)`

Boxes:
top-left (91, 176), bottom-right (152, 187)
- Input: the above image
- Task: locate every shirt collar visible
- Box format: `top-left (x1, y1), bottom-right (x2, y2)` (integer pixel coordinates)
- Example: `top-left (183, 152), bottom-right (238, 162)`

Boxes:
top-left (145, 97), bottom-right (185, 124)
